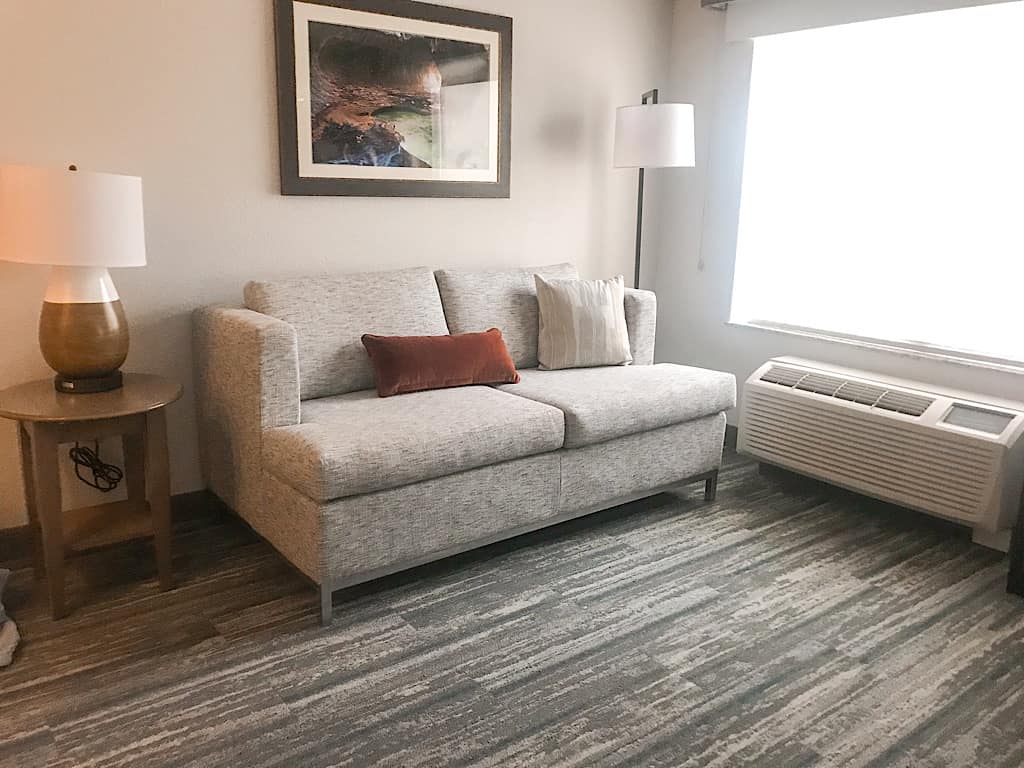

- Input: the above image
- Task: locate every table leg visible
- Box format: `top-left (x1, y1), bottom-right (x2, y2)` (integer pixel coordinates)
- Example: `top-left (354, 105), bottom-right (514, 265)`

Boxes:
top-left (17, 424), bottom-right (46, 581)
top-left (146, 409), bottom-right (174, 591)
top-left (30, 424), bottom-right (66, 619)
top-left (123, 430), bottom-right (147, 513)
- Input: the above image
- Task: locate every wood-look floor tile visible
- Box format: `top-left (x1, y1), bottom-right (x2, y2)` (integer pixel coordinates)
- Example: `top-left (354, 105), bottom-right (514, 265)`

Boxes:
top-left (1, 452), bottom-right (1022, 767)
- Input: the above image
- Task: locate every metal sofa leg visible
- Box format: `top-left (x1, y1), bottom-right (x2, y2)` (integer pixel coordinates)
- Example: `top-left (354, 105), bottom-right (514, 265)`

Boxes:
top-left (320, 583), bottom-right (333, 627)
top-left (704, 471), bottom-right (719, 503)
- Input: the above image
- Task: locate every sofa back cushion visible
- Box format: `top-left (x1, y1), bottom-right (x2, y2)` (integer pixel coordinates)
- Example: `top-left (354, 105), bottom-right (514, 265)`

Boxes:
top-left (245, 267), bottom-right (450, 399)
top-left (435, 263), bottom-right (578, 369)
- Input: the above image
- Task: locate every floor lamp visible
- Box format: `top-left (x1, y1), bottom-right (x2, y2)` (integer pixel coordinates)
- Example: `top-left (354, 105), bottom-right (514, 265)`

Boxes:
top-left (614, 90), bottom-right (695, 288)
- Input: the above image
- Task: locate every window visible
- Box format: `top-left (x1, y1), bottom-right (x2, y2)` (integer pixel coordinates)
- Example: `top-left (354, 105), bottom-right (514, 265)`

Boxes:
top-left (730, 2), bottom-right (1024, 363)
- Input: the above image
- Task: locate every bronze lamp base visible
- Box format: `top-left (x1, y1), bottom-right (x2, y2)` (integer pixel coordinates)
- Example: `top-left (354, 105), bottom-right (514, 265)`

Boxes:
top-left (39, 298), bottom-right (129, 395)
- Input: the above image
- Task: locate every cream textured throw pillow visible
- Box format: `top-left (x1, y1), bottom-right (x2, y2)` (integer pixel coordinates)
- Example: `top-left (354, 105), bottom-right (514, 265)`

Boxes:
top-left (535, 274), bottom-right (633, 370)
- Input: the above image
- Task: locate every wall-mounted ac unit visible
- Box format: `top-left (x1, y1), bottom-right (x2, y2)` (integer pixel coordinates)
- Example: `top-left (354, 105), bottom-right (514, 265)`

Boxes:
top-left (739, 357), bottom-right (1024, 546)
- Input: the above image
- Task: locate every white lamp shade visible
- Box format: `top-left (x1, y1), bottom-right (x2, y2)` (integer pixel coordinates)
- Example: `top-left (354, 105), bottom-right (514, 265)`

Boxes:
top-left (614, 103), bottom-right (696, 169)
top-left (0, 164), bottom-right (146, 267)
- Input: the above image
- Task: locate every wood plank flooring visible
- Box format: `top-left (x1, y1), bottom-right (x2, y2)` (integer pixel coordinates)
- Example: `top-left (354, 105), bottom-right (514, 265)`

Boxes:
top-left (2, 451), bottom-right (1023, 767)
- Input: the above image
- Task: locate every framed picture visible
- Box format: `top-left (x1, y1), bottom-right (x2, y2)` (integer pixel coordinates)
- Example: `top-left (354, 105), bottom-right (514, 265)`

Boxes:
top-left (274, 0), bottom-right (513, 198)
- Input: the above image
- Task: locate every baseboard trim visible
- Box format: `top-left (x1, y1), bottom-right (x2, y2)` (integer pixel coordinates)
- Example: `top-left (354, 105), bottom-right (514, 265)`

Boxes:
top-left (0, 526), bottom-right (32, 567)
top-left (0, 490), bottom-right (223, 566)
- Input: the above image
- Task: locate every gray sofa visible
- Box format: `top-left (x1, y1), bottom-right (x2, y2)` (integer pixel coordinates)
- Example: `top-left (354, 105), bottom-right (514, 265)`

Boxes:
top-left (194, 264), bottom-right (736, 625)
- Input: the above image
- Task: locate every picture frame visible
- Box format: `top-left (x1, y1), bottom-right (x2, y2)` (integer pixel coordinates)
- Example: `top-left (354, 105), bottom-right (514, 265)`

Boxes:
top-left (274, 0), bottom-right (513, 198)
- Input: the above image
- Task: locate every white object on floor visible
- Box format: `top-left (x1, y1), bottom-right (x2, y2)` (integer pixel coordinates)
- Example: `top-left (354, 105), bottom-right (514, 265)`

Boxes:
top-left (739, 357), bottom-right (1024, 549)
top-left (0, 620), bottom-right (18, 667)
top-left (0, 567), bottom-right (15, 667)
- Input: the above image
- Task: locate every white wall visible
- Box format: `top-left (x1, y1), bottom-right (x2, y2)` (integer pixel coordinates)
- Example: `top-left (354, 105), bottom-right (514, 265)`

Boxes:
top-left (0, 0), bottom-right (673, 529)
top-left (656, 0), bottom-right (1024, 419)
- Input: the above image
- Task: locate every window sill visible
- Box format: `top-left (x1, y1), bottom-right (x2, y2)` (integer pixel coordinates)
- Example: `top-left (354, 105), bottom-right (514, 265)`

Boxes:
top-left (726, 320), bottom-right (1024, 377)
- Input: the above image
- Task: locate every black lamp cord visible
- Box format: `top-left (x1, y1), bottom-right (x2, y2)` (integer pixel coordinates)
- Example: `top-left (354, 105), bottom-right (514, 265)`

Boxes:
top-left (69, 441), bottom-right (124, 493)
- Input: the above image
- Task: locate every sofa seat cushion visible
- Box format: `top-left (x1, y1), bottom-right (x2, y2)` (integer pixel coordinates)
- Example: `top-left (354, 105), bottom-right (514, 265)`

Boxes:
top-left (262, 386), bottom-right (565, 502)
top-left (496, 364), bottom-right (736, 448)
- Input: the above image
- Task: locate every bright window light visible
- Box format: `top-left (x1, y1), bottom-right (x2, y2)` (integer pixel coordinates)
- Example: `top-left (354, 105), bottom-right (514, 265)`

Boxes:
top-left (730, 2), bottom-right (1024, 362)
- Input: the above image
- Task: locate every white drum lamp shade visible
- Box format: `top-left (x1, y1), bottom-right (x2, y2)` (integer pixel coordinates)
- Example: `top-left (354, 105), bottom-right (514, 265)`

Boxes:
top-left (0, 164), bottom-right (147, 393)
top-left (614, 98), bottom-right (696, 290)
top-left (0, 164), bottom-right (146, 269)
top-left (614, 103), bottom-right (696, 169)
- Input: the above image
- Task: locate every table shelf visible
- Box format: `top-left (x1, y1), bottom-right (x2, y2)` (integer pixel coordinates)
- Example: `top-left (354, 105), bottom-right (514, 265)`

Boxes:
top-left (63, 500), bottom-right (153, 554)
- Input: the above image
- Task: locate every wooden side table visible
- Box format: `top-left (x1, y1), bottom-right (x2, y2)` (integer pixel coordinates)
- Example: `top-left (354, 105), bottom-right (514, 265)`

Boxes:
top-left (0, 374), bottom-right (182, 619)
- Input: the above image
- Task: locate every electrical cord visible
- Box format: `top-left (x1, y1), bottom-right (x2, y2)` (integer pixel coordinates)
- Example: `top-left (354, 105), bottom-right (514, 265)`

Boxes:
top-left (69, 441), bottom-right (123, 493)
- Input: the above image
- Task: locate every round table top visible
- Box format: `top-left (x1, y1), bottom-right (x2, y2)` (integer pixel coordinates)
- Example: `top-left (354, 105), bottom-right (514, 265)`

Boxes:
top-left (0, 373), bottom-right (183, 423)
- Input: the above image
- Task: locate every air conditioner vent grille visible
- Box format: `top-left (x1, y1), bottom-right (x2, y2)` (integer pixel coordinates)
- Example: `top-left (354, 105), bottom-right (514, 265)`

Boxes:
top-left (794, 373), bottom-right (845, 396)
top-left (834, 381), bottom-right (888, 406)
top-left (760, 365), bottom-right (805, 387)
top-left (874, 391), bottom-right (935, 417)
top-left (759, 365), bottom-right (934, 418)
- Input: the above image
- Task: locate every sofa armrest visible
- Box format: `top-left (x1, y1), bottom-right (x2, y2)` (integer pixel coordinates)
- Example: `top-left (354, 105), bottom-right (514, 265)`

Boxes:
top-left (624, 288), bottom-right (657, 365)
top-left (193, 306), bottom-right (300, 515)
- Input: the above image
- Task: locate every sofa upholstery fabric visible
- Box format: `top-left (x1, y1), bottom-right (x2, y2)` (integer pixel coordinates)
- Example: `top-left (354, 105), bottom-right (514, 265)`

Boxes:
top-left (558, 414), bottom-right (727, 513)
top-left (362, 328), bottom-right (520, 397)
top-left (435, 263), bottom-right (578, 369)
top-left (193, 307), bottom-right (301, 515)
top-left (498, 364), bottom-right (737, 448)
top-left (259, 470), bottom-right (323, 581)
top-left (263, 387), bottom-right (565, 502)
top-left (245, 267), bottom-right (450, 400)
top-left (623, 288), bottom-right (657, 366)
top-left (321, 454), bottom-right (561, 581)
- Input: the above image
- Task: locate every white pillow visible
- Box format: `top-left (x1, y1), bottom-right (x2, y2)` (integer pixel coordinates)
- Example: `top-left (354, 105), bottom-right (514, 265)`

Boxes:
top-left (535, 274), bottom-right (633, 370)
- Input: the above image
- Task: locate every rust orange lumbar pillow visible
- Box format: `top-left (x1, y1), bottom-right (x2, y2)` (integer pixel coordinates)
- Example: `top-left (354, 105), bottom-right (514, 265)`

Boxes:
top-left (361, 328), bottom-right (521, 397)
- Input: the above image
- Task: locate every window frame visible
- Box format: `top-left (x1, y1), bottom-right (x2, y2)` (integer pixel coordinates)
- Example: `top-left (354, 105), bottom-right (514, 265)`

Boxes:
top-left (727, 318), bottom-right (1024, 374)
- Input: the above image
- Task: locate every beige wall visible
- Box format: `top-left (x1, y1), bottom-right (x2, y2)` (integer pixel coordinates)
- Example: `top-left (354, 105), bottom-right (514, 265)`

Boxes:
top-left (656, 0), bottom-right (1024, 418)
top-left (0, 0), bottom-right (674, 529)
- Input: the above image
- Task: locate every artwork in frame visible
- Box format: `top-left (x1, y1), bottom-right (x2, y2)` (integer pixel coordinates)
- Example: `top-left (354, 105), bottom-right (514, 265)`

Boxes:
top-left (274, 0), bottom-right (513, 198)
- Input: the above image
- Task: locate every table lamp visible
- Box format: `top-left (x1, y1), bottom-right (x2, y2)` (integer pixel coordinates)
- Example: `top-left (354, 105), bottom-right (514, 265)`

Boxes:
top-left (0, 164), bottom-right (147, 394)
top-left (614, 90), bottom-right (695, 288)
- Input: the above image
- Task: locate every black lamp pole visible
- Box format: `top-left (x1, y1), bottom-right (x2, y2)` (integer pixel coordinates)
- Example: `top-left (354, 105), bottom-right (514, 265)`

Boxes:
top-left (633, 88), bottom-right (659, 289)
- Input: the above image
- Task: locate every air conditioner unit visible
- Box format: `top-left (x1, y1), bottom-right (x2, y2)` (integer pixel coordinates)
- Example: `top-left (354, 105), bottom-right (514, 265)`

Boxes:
top-left (738, 357), bottom-right (1024, 548)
